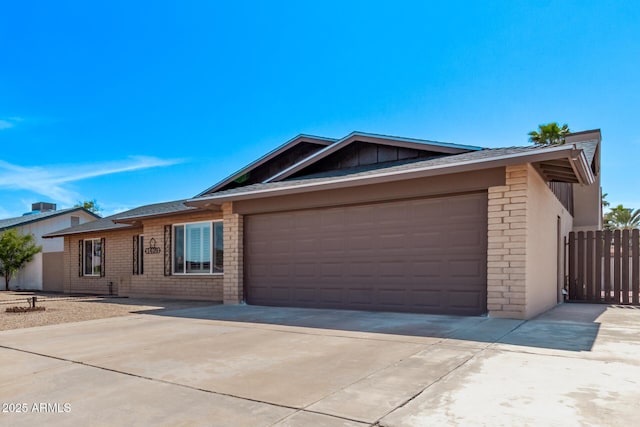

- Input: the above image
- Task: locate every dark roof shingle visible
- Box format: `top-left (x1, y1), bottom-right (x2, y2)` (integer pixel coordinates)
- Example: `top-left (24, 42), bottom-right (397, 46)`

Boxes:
top-left (190, 141), bottom-right (598, 201)
top-left (0, 207), bottom-right (98, 232)
top-left (43, 200), bottom-right (196, 237)
top-left (192, 146), bottom-right (541, 199)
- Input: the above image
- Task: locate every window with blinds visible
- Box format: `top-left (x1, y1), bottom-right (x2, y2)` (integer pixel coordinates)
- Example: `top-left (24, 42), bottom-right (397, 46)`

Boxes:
top-left (172, 221), bottom-right (223, 274)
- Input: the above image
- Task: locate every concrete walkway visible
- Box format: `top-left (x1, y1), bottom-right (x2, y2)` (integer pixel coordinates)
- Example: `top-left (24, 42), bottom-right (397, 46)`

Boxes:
top-left (0, 303), bottom-right (638, 426)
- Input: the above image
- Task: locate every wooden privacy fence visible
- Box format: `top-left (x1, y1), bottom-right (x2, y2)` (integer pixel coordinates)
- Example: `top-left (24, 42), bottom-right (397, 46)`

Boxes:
top-left (566, 229), bottom-right (640, 304)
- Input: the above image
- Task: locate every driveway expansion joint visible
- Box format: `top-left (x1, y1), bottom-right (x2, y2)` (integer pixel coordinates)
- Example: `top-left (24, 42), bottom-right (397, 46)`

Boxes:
top-left (374, 347), bottom-right (484, 426)
top-left (0, 343), bottom-right (373, 426)
top-left (0, 344), bottom-right (299, 410)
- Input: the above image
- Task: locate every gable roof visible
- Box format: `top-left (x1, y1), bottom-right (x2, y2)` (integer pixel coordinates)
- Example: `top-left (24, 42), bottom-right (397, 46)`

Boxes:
top-left (195, 134), bottom-right (336, 197)
top-left (43, 199), bottom-right (196, 238)
top-left (264, 131), bottom-right (483, 183)
top-left (0, 207), bottom-right (100, 232)
top-left (187, 141), bottom-right (595, 205)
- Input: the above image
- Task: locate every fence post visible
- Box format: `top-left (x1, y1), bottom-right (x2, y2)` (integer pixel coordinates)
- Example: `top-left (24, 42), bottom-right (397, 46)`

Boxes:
top-left (632, 229), bottom-right (639, 305)
top-left (595, 230), bottom-right (603, 302)
top-left (604, 230), bottom-right (612, 302)
top-left (613, 230), bottom-right (622, 303)
top-left (622, 229), bottom-right (630, 304)
top-left (577, 231), bottom-right (586, 300)
top-left (586, 231), bottom-right (594, 300)
top-left (568, 232), bottom-right (576, 300)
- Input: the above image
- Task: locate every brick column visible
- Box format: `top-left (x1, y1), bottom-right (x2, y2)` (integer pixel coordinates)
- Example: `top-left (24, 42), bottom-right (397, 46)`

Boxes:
top-left (487, 165), bottom-right (528, 318)
top-left (222, 202), bottom-right (244, 304)
top-left (63, 236), bottom-right (71, 294)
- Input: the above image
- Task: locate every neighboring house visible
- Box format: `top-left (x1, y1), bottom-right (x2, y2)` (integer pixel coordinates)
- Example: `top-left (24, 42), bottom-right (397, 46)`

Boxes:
top-left (44, 130), bottom-right (602, 319)
top-left (0, 203), bottom-right (99, 291)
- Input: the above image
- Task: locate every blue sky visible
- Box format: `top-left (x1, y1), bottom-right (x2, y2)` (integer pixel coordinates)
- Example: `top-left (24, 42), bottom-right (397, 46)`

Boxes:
top-left (1, 1), bottom-right (638, 218)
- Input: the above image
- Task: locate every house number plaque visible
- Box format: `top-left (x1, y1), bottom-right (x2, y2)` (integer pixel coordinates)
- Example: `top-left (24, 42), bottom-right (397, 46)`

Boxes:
top-left (144, 238), bottom-right (162, 254)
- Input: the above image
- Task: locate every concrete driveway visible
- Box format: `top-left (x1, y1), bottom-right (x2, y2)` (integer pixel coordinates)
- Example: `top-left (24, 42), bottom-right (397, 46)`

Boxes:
top-left (0, 303), bottom-right (639, 426)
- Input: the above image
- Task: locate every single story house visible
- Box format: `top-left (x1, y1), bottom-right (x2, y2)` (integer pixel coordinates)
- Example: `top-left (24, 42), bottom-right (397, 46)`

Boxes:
top-left (45, 130), bottom-right (602, 319)
top-left (0, 202), bottom-right (99, 291)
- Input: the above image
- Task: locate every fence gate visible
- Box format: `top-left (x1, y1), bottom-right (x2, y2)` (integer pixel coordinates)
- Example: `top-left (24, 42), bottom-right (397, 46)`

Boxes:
top-left (566, 229), bottom-right (640, 304)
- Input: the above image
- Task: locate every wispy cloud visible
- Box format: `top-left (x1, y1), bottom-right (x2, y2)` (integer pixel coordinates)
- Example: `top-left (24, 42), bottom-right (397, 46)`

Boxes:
top-left (0, 117), bottom-right (24, 130)
top-left (0, 156), bottom-right (183, 204)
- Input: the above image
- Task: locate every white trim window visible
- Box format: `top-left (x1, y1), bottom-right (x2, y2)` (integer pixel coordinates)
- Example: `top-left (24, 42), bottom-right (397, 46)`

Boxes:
top-left (173, 221), bottom-right (223, 274)
top-left (83, 238), bottom-right (103, 276)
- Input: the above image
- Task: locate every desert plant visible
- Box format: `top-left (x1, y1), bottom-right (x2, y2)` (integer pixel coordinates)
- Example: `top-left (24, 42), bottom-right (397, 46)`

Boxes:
top-left (0, 229), bottom-right (43, 291)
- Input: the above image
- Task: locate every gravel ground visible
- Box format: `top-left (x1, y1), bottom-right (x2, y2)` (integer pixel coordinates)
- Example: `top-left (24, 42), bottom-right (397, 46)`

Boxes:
top-left (0, 292), bottom-right (217, 331)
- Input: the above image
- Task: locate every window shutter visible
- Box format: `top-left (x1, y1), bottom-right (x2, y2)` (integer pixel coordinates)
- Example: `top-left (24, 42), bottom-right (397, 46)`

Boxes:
top-left (78, 239), bottom-right (84, 277)
top-left (100, 238), bottom-right (106, 277)
top-left (132, 235), bottom-right (139, 275)
top-left (164, 225), bottom-right (172, 276)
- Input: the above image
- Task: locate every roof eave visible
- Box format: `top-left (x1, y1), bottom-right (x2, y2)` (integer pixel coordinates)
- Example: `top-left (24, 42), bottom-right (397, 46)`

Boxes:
top-left (571, 149), bottom-right (595, 185)
top-left (112, 207), bottom-right (209, 224)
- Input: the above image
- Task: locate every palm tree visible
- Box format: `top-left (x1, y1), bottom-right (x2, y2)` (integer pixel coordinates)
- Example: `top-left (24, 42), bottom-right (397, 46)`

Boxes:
top-left (604, 205), bottom-right (640, 230)
top-left (528, 122), bottom-right (570, 146)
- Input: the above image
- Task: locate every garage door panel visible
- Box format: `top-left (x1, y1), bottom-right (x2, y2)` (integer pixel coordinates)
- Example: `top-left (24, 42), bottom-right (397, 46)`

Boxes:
top-left (378, 289), bottom-right (407, 306)
top-left (320, 237), bottom-right (344, 252)
top-left (448, 229), bottom-right (484, 246)
top-left (347, 262), bottom-right (376, 277)
top-left (378, 261), bottom-right (406, 277)
top-left (269, 287), bottom-right (291, 302)
top-left (409, 290), bottom-right (444, 308)
top-left (269, 263), bottom-right (290, 277)
top-left (293, 287), bottom-right (316, 302)
top-left (348, 235), bottom-right (376, 251)
top-left (320, 263), bottom-right (343, 277)
top-left (449, 259), bottom-right (484, 277)
top-left (246, 263), bottom-right (268, 278)
top-left (245, 193), bottom-right (487, 315)
top-left (320, 288), bottom-right (344, 303)
top-left (410, 232), bottom-right (444, 248)
top-left (294, 263), bottom-right (316, 277)
top-left (250, 285), bottom-right (288, 303)
top-left (447, 291), bottom-right (484, 311)
top-left (378, 233), bottom-right (406, 250)
top-left (321, 210), bottom-right (345, 228)
top-left (347, 206), bottom-right (376, 228)
top-left (408, 260), bottom-right (442, 277)
top-left (348, 288), bottom-right (374, 305)
top-left (294, 238), bottom-right (317, 253)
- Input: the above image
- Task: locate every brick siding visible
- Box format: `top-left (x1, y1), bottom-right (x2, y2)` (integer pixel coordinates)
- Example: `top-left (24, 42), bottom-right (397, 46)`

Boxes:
top-left (64, 210), bottom-right (224, 301)
top-left (487, 165), bottom-right (528, 318)
top-left (222, 202), bottom-right (244, 304)
top-left (66, 228), bottom-right (137, 296)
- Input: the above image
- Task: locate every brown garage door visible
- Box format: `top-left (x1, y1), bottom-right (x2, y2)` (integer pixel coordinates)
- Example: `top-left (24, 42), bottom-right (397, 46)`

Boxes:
top-left (245, 192), bottom-right (487, 315)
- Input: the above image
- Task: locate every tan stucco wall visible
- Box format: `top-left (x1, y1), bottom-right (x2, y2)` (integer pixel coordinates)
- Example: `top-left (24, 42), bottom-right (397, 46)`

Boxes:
top-left (566, 130), bottom-right (602, 231)
top-left (487, 164), bottom-right (573, 319)
top-left (526, 165), bottom-right (573, 318)
top-left (572, 181), bottom-right (602, 231)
